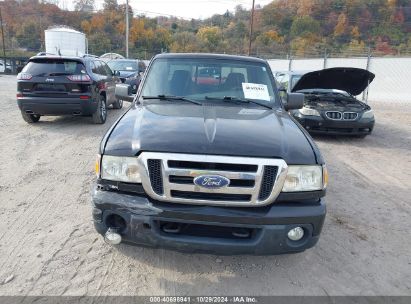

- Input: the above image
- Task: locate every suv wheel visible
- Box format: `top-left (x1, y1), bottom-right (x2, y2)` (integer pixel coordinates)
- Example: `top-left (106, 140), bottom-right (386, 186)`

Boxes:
top-left (92, 95), bottom-right (107, 124)
top-left (112, 98), bottom-right (123, 109)
top-left (21, 111), bottom-right (40, 123)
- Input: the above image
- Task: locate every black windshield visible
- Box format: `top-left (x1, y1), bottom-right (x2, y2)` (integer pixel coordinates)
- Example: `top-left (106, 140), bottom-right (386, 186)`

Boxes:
top-left (22, 59), bottom-right (85, 76)
top-left (140, 57), bottom-right (279, 107)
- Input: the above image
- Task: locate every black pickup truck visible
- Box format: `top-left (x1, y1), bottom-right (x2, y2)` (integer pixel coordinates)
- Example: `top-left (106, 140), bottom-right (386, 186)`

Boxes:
top-left (92, 53), bottom-right (328, 255)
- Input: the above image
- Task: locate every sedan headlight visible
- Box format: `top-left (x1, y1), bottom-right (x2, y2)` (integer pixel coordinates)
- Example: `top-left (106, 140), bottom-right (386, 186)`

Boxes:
top-left (282, 165), bottom-right (327, 192)
top-left (362, 110), bottom-right (374, 119)
top-left (299, 107), bottom-right (320, 116)
top-left (100, 155), bottom-right (141, 183)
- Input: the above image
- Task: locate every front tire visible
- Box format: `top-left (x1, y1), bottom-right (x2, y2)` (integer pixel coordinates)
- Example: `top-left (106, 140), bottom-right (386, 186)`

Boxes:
top-left (112, 98), bottom-right (123, 109)
top-left (92, 95), bottom-right (107, 124)
top-left (21, 111), bottom-right (40, 123)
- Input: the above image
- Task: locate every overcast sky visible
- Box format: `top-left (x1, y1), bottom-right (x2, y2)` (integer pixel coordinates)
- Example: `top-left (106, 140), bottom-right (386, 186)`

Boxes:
top-left (65, 0), bottom-right (273, 20)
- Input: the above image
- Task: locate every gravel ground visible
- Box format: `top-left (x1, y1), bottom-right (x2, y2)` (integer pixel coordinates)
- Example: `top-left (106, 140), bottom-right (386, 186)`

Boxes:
top-left (0, 75), bottom-right (410, 296)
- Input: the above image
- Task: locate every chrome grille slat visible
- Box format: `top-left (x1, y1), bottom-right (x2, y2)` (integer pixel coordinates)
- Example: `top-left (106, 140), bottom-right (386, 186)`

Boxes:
top-left (137, 152), bottom-right (288, 207)
top-left (166, 168), bottom-right (257, 180)
top-left (169, 182), bottom-right (256, 194)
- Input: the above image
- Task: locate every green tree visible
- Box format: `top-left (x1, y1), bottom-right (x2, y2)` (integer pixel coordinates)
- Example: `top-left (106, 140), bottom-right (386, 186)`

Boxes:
top-left (290, 16), bottom-right (320, 38)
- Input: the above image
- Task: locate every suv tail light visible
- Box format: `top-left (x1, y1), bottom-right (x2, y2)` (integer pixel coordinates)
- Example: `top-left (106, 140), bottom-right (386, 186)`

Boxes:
top-left (17, 73), bottom-right (32, 80)
top-left (67, 75), bottom-right (91, 82)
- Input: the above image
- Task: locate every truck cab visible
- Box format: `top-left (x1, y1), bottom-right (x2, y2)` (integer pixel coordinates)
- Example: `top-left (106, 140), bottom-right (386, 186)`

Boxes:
top-left (92, 53), bottom-right (328, 255)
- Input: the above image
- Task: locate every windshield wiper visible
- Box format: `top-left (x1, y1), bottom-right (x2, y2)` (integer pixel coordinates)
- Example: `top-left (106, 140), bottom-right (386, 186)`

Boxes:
top-left (204, 96), bottom-right (272, 109)
top-left (142, 95), bottom-right (202, 105)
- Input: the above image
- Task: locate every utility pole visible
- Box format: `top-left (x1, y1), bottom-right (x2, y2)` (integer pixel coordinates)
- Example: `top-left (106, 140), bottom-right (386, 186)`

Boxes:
top-left (248, 0), bottom-right (255, 56)
top-left (0, 7), bottom-right (7, 73)
top-left (125, 0), bottom-right (129, 58)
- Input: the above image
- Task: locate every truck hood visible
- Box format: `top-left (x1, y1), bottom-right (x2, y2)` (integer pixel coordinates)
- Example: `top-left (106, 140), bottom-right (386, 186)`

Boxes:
top-left (292, 67), bottom-right (375, 96)
top-left (103, 103), bottom-right (317, 164)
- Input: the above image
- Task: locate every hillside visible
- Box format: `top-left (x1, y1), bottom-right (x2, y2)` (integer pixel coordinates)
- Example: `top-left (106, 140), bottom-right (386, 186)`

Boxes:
top-left (0, 0), bottom-right (410, 59)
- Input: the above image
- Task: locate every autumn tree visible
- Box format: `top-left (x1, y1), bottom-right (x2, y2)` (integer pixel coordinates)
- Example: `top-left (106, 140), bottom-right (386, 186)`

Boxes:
top-left (170, 32), bottom-right (200, 52)
top-left (334, 13), bottom-right (348, 37)
top-left (197, 26), bottom-right (223, 52)
top-left (256, 30), bottom-right (284, 46)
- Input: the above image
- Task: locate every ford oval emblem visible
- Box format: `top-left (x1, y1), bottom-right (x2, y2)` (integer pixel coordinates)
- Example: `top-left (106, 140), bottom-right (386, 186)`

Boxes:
top-left (194, 175), bottom-right (230, 189)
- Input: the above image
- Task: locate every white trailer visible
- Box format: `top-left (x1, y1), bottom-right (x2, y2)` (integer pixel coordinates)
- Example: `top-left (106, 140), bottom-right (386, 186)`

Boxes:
top-left (45, 27), bottom-right (87, 57)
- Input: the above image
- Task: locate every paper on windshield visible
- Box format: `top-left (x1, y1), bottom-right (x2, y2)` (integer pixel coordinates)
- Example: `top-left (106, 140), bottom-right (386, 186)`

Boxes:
top-left (242, 83), bottom-right (270, 101)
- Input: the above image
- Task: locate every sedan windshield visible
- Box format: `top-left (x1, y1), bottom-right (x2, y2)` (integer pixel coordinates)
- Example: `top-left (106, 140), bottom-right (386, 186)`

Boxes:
top-left (140, 57), bottom-right (278, 106)
top-left (108, 60), bottom-right (138, 71)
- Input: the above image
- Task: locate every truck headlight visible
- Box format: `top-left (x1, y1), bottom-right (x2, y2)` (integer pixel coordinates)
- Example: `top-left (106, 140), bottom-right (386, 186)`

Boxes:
top-left (101, 155), bottom-right (141, 183)
top-left (282, 165), bottom-right (326, 192)
top-left (362, 110), bottom-right (374, 119)
top-left (299, 107), bottom-right (320, 116)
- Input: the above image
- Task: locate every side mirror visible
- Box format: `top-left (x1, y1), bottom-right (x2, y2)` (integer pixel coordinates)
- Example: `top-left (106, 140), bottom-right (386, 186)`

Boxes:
top-left (284, 93), bottom-right (304, 111)
top-left (113, 70), bottom-right (120, 76)
top-left (115, 84), bottom-right (135, 102)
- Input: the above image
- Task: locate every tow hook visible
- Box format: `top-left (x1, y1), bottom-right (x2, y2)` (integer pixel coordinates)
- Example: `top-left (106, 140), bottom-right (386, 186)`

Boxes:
top-left (104, 227), bottom-right (122, 245)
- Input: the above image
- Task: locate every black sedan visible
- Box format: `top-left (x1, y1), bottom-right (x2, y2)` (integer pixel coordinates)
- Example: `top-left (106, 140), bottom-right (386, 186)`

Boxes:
top-left (107, 59), bottom-right (146, 94)
top-left (277, 68), bottom-right (375, 137)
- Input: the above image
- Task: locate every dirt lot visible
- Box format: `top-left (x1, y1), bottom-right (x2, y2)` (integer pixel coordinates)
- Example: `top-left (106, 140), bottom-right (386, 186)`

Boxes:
top-left (0, 75), bottom-right (410, 296)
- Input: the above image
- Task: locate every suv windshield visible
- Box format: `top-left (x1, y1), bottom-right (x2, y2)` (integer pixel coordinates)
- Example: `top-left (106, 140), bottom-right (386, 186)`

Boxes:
top-left (108, 60), bottom-right (138, 71)
top-left (22, 59), bottom-right (86, 76)
top-left (140, 58), bottom-right (278, 106)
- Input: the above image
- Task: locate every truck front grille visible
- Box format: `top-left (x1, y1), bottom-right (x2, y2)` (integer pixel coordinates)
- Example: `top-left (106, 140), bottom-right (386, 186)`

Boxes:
top-left (258, 166), bottom-right (279, 201)
top-left (138, 152), bottom-right (288, 207)
top-left (147, 159), bottom-right (163, 195)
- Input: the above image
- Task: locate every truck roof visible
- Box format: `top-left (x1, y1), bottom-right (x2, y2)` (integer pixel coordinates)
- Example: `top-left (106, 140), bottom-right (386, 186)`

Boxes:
top-left (154, 53), bottom-right (268, 64)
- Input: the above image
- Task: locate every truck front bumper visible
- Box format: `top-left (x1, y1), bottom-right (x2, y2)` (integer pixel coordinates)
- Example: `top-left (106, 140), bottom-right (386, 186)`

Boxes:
top-left (91, 186), bottom-right (326, 255)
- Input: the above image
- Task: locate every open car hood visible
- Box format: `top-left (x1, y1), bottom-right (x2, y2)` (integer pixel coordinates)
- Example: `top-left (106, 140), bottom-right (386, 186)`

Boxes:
top-left (291, 67), bottom-right (375, 95)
